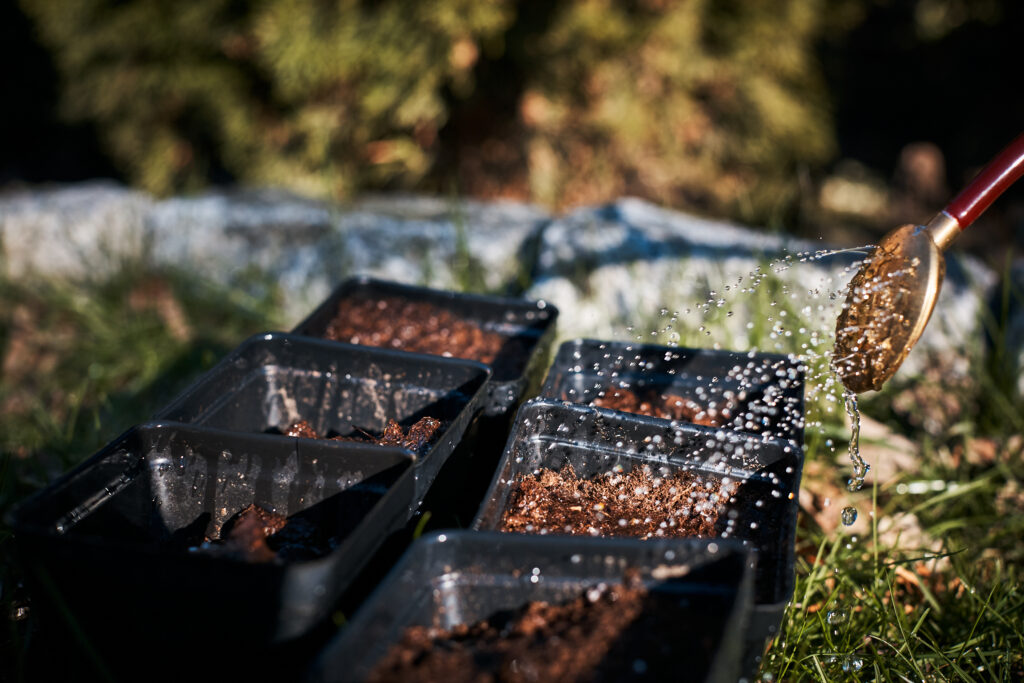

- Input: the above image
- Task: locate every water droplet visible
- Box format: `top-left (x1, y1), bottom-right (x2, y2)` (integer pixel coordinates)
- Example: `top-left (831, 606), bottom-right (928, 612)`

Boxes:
top-left (826, 608), bottom-right (848, 624)
top-left (841, 507), bottom-right (857, 525)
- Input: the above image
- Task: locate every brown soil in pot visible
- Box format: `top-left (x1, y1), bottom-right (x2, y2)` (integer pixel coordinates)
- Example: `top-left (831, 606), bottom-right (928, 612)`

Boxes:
top-left (592, 386), bottom-right (729, 427)
top-left (367, 572), bottom-right (722, 682)
top-left (499, 465), bottom-right (736, 539)
top-left (191, 504), bottom-right (328, 563)
top-left (323, 296), bottom-right (530, 377)
top-left (283, 416), bottom-right (442, 453)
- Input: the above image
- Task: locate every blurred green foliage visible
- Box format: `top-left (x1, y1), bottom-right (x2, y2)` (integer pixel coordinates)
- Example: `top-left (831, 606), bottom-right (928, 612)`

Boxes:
top-left (516, 0), bottom-right (835, 223)
top-left (22, 0), bottom-right (1015, 225)
top-left (22, 0), bottom-right (836, 223)
top-left (22, 0), bottom-right (513, 196)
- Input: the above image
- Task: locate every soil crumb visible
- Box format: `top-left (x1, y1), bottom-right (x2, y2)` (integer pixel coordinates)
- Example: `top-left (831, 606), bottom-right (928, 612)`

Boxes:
top-left (284, 419), bottom-right (319, 438)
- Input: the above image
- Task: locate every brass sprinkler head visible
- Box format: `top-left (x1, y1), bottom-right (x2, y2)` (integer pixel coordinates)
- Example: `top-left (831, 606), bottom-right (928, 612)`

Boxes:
top-left (833, 132), bottom-right (1024, 394)
top-left (832, 217), bottom-right (953, 393)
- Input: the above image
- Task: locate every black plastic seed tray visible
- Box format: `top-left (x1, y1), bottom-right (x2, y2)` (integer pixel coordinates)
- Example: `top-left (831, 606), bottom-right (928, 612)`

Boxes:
top-left (291, 276), bottom-right (558, 418)
top-left (309, 530), bottom-right (753, 683)
top-left (154, 332), bottom-right (490, 506)
top-left (473, 398), bottom-right (803, 666)
top-left (8, 423), bottom-right (416, 651)
top-left (540, 338), bottom-right (806, 445)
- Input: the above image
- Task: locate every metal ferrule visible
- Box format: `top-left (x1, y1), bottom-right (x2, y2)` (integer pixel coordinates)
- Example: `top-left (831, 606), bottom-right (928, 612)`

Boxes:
top-left (924, 211), bottom-right (961, 252)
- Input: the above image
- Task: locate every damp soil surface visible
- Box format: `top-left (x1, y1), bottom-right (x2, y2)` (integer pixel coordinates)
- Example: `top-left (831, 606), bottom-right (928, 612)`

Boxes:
top-left (323, 296), bottom-right (530, 377)
top-left (499, 465), bottom-right (736, 539)
top-left (592, 387), bottom-right (729, 427)
top-left (190, 504), bottom-right (329, 563)
top-left (283, 417), bottom-right (442, 453)
top-left (367, 573), bottom-right (719, 682)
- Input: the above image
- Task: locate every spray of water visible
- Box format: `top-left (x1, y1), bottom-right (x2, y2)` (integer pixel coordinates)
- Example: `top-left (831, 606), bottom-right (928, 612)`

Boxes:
top-left (641, 245), bottom-right (874, 470)
top-left (617, 244), bottom-right (889, 674)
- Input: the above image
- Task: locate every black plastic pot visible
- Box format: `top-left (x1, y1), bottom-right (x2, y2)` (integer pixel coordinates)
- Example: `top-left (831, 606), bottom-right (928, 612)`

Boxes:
top-left (540, 339), bottom-right (806, 445)
top-left (473, 398), bottom-right (803, 668)
top-left (309, 530), bottom-right (754, 683)
top-left (291, 276), bottom-right (558, 418)
top-left (7, 423), bottom-right (416, 655)
top-left (154, 332), bottom-right (490, 506)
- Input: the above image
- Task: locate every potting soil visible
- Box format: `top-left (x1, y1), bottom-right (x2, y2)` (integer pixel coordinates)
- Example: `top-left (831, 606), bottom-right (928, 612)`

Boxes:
top-left (366, 572), bottom-right (721, 682)
top-left (190, 503), bottom-right (329, 563)
top-left (499, 464), bottom-right (737, 539)
top-left (592, 386), bottom-right (729, 427)
top-left (283, 416), bottom-right (442, 452)
top-left (323, 295), bottom-right (531, 377)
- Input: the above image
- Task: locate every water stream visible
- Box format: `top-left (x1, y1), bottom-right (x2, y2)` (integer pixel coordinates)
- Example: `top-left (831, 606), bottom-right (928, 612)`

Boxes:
top-left (840, 389), bottom-right (868, 525)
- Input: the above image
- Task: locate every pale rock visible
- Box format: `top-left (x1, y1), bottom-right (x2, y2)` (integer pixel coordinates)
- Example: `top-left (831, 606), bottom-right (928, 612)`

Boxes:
top-left (0, 181), bottom-right (151, 278)
top-left (1, 185), bottom-right (546, 325)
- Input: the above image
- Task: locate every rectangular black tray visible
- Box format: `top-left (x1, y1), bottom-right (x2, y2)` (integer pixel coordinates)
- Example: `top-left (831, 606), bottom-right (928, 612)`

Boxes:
top-left (540, 338), bottom-right (805, 445)
top-left (154, 332), bottom-right (491, 506)
top-left (291, 276), bottom-right (558, 418)
top-left (8, 423), bottom-right (416, 647)
top-left (309, 530), bottom-right (754, 683)
top-left (472, 398), bottom-right (803, 663)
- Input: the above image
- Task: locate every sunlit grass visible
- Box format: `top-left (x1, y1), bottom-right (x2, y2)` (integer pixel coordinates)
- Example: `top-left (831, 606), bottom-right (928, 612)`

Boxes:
top-left (766, 367), bottom-right (1024, 682)
top-left (0, 263), bottom-right (281, 680)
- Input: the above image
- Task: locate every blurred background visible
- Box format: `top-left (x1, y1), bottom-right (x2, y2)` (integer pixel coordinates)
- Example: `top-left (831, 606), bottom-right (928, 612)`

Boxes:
top-left (2, 0), bottom-right (1022, 265)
